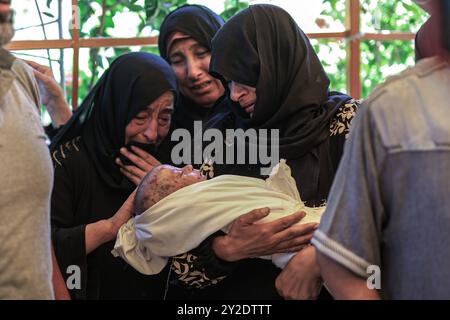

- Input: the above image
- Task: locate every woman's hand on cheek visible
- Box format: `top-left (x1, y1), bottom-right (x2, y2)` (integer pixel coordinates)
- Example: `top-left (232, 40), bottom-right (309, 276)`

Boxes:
top-left (116, 146), bottom-right (161, 185)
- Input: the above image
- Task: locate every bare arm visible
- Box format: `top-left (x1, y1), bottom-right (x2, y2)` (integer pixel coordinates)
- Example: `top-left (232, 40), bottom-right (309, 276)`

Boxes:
top-left (85, 190), bottom-right (136, 254)
top-left (51, 244), bottom-right (71, 300)
top-left (275, 245), bottom-right (322, 300)
top-left (317, 251), bottom-right (381, 300)
top-left (85, 220), bottom-right (116, 254)
top-left (25, 60), bottom-right (72, 127)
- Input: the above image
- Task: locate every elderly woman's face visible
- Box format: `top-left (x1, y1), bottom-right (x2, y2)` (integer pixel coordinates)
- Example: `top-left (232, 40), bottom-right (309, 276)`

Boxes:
top-left (125, 91), bottom-right (174, 146)
top-left (229, 81), bottom-right (257, 116)
top-left (168, 33), bottom-right (225, 108)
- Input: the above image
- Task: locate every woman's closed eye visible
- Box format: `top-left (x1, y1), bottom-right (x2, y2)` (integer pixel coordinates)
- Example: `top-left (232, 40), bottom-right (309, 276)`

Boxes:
top-left (158, 115), bottom-right (171, 126)
top-left (134, 115), bottom-right (148, 125)
top-left (169, 54), bottom-right (184, 65)
top-left (195, 50), bottom-right (209, 59)
top-left (170, 58), bottom-right (183, 65)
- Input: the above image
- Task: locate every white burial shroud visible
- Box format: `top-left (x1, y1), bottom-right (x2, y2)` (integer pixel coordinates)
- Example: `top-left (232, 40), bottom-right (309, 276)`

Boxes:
top-left (112, 160), bottom-right (324, 275)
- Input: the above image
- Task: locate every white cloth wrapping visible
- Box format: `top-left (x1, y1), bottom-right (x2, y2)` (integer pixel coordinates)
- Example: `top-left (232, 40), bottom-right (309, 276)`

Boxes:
top-left (112, 160), bottom-right (324, 274)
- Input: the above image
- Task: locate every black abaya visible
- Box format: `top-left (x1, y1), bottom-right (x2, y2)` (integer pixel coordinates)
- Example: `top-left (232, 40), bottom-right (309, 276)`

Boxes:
top-left (50, 52), bottom-right (177, 299)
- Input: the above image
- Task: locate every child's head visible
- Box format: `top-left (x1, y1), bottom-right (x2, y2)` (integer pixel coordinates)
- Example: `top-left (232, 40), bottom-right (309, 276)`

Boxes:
top-left (134, 164), bottom-right (206, 215)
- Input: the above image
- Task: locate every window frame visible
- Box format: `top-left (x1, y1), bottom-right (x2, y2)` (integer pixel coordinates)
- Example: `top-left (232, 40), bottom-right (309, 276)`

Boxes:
top-left (6, 0), bottom-right (416, 109)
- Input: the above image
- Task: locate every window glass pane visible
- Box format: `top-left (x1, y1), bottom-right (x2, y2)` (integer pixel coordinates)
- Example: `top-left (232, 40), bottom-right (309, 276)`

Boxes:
top-left (15, 2), bottom-right (427, 116)
top-left (361, 0), bottom-right (429, 33)
top-left (79, 0), bottom-right (157, 39)
top-left (10, 48), bottom-right (73, 125)
top-left (79, 0), bottom-right (138, 38)
top-left (78, 0), bottom-right (252, 39)
top-left (311, 38), bottom-right (347, 94)
top-left (250, 0), bottom-right (346, 33)
top-left (77, 0), bottom-right (347, 39)
top-left (12, 0), bottom-right (72, 40)
top-left (77, 46), bottom-right (158, 104)
top-left (361, 40), bottom-right (415, 98)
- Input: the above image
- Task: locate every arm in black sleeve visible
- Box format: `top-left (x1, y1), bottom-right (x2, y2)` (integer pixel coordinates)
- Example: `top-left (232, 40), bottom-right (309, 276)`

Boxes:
top-left (51, 150), bottom-right (88, 300)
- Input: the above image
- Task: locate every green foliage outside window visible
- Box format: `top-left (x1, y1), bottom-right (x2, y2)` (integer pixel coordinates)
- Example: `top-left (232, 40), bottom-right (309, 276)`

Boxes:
top-left (318, 0), bottom-right (428, 97)
top-left (359, 0), bottom-right (428, 97)
top-left (42, 0), bottom-right (428, 105)
top-left (68, 0), bottom-right (252, 104)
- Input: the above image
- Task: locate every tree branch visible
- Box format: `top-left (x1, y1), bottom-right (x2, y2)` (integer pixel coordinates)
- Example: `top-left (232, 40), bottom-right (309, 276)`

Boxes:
top-left (89, 0), bottom-right (107, 89)
top-left (15, 19), bottom-right (59, 31)
top-left (57, 0), bottom-right (65, 97)
top-left (34, 0), bottom-right (53, 71)
top-left (14, 52), bottom-right (60, 62)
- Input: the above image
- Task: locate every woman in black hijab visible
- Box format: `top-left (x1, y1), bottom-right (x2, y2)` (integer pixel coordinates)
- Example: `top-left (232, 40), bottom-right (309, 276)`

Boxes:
top-left (209, 4), bottom-right (358, 204)
top-left (157, 4), bottom-right (229, 133)
top-left (50, 52), bottom-right (178, 299)
top-left (165, 5), bottom-right (360, 299)
top-left (118, 5), bottom-right (232, 181)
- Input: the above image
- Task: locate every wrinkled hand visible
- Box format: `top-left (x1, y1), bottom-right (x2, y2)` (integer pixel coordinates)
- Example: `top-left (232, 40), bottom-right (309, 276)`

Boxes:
top-left (107, 190), bottom-right (136, 239)
top-left (116, 146), bottom-right (161, 186)
top-left (25, 60), bottom-right (62, 105)
top-left (25, 59), bottom-right (72, 127)
top-left (212, 208), bottom-right (318, 262)
top-left (275, 245), bottom-right (322, 300)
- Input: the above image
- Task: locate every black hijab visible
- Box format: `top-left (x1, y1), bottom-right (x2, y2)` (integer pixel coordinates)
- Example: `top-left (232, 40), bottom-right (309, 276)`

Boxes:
top-left (50, 52), bottom-right (178, 190)
top-left (158, 4), bottom-right (224, 62)
top-left (158, 5), bottom-right (228, 133)
top-left (210, 4), bottom-right (351, 159)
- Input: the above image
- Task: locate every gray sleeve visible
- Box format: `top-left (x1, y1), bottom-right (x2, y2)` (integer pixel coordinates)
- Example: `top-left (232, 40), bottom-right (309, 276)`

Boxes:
top-left (12, 59), bottom-right (40, 109)
top-left (311, 101), bottom-right (387, 278)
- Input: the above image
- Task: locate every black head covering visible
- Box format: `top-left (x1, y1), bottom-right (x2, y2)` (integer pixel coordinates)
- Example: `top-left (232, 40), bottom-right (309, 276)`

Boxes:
top-left (210, 4), bottom-right (351, 159)
top-left (158, 5), bottom-right (227, 133)
top-left (50, 52), bottom-right (178, 190)
top-left (158, 4), bottom-right (224, 62)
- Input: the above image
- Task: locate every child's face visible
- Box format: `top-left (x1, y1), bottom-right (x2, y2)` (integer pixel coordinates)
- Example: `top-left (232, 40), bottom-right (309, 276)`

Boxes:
top-left (157, 164), bottom-right (206, 192)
